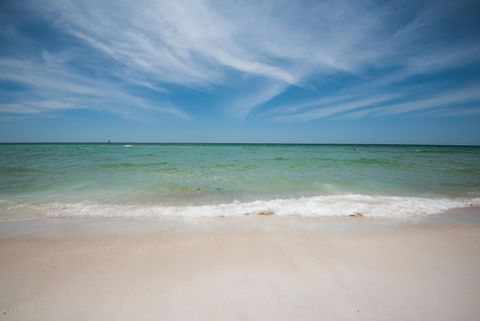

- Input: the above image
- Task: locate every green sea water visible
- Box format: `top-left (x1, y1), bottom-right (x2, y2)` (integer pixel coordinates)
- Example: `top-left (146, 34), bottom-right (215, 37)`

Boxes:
top-left (0, 144), bottom-right (479, 218)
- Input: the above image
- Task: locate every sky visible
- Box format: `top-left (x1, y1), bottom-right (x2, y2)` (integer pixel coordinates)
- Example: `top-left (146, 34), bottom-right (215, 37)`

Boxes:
top-left (1, 0), bottom-right (480, 144)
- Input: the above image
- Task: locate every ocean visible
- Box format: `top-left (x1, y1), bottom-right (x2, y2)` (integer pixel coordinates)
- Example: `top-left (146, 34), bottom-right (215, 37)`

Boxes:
top-left (1, 143), bottom-right (479, 219)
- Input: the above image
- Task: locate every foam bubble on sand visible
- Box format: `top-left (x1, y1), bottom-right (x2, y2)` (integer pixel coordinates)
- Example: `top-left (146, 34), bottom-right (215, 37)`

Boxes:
top-left (38, 195), bottom-right (480, 219)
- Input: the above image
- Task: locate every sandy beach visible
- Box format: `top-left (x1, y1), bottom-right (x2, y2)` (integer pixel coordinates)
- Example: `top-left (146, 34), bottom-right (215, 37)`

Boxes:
top-left (2, 0), bottom-right (480, 318)
top-left (1, 209), bottom-right (479, 321)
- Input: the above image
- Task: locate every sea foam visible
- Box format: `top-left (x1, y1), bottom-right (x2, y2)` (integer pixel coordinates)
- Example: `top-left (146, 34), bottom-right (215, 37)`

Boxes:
top-left (36, 195), bottom-right (480, 219)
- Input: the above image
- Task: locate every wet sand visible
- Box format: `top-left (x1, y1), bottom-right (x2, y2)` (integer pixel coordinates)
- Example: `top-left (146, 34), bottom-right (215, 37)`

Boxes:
top-left (1, 209), bottom-right (480, 321)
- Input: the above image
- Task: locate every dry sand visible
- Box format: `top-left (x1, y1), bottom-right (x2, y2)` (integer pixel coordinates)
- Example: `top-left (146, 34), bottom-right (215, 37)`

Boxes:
top-left (1, 209), bottom-right (480, 321)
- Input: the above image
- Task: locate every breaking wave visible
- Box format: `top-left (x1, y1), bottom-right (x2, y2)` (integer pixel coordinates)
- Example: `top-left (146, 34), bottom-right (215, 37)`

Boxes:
top-left (1, 195), bottom-right (478, 219)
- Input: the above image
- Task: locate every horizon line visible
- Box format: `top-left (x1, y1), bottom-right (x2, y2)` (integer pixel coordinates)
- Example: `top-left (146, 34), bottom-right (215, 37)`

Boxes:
top-left (0, 142), bottom-right (479, 147)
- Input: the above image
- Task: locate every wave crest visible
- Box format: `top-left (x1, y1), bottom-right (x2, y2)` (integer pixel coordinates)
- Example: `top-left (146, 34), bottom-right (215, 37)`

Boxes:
top-left (34, 195), bottom-right (480, 218)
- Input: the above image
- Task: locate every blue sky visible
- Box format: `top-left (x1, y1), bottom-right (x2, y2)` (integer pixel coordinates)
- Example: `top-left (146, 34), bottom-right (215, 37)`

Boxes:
top-left (1, 0), bottom-right (480, 144)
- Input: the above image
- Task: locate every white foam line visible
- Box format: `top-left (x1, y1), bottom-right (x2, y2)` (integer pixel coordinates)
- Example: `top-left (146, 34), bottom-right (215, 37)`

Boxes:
top-left (38, 195), bottom-right (480, 219)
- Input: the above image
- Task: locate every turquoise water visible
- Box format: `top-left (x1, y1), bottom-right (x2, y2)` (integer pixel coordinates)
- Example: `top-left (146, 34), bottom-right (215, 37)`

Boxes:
top-left (0, 144), bottom-right (479, 218)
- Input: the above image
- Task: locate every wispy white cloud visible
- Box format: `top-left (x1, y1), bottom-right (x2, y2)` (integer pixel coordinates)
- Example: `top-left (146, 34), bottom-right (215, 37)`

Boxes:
top-left (337, 85), bottom-right (480, 119)
top-left (26, 0), bottom-right (405, 117)
top-left (2, 0), bottom-right (480, 120)
top-left (374, 85), bottom-right (480, 116)
top-left (0, 57), bottom-right (192, 120)
top-left (268, 80), bottom-right (480, 122)
top-left (229, 81), bottom-right (289, 119)
top-left (272, 94), bottom-right (400, 122)
top-left (261, 0), bottom-right (480, 121)
top-left (427, 107), bottom-right (480, 117)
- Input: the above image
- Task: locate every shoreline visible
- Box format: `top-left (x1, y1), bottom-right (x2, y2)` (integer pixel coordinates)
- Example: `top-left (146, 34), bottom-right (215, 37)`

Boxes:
top-left (1, 208), bottom-right (480, 320)
top-left (1, 195), bottom-right (479, 222)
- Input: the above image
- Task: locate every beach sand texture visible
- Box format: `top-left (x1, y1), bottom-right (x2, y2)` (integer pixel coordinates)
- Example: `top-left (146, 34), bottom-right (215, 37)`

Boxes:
top-left (1, 209), bottom-right (480, 321)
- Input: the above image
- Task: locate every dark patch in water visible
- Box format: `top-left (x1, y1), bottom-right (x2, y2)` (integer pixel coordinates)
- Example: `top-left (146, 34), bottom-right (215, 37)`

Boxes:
top-left (101, 161), bottom-right (172, 169)
top-left (415, 148), bottom-right (461, 154)
top-left (101, 162), bottom-right (138, 169)
top-left (215, 163), bottom-right (238, 169)
top-left (0, 166), bottom-right (34, 173)
top-left (354, 157), bottom-right (395, 166)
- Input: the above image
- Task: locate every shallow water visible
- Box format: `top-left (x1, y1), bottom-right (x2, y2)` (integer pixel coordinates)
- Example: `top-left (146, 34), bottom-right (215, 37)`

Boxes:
top-left (1, 144), bottom-right (479, 218)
